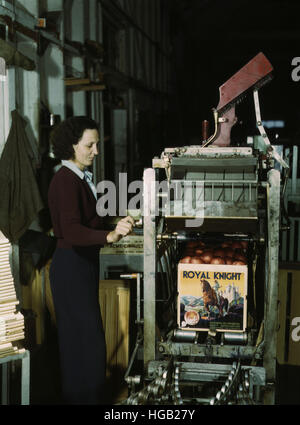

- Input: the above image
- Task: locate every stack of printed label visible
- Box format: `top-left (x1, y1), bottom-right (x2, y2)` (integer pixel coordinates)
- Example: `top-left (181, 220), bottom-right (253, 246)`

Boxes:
top-left (0, 234), bottom-right (25, 358)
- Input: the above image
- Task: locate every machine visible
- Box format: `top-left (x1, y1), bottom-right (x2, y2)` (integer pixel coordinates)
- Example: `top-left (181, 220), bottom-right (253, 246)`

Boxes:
top-left (116, 53), bottom-right (287, 405)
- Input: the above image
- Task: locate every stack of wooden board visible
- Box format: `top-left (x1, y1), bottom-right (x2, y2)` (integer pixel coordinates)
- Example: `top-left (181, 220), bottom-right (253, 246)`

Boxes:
top-left (99, 280), bottom-right (130, 403)
top-left (0, 235), bottom-right (24, 358)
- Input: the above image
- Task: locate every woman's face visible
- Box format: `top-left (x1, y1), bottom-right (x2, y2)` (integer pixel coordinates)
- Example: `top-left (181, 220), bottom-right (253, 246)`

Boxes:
top-left (72, 129), bottom-right (99, 170)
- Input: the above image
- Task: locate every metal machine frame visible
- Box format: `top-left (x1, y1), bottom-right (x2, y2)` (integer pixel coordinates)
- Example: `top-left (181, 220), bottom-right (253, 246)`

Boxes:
top-left (132, 150), bottom-right (280, 405)
top-left (121, 53), bottom-right (285, 405)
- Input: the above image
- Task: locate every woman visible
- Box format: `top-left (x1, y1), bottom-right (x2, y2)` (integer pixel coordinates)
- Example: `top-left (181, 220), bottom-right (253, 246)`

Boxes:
top-left (48, 116), bottom-right (134, 404)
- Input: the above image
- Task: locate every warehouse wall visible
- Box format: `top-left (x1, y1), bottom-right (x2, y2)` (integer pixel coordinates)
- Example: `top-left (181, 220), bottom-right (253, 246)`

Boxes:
top-left (0, 0), bottom-right (173, 345)
top-left (0, 0), bottom-right (173, 183)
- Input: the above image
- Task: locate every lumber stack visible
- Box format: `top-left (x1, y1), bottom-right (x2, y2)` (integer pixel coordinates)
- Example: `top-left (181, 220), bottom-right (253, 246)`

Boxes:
top-left (99, 280), bottom-right (130, 403)
top-left (0, 235), bottom-right (25, 358)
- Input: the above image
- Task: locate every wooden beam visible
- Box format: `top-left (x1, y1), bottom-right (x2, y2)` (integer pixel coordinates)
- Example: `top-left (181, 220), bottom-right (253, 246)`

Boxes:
top-left (67, 84), bottom-right (106, 92)
top-left (64, 77), bottom-right (91, 86)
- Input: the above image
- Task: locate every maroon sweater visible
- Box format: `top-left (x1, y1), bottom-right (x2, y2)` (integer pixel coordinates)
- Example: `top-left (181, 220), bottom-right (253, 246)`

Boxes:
top-left (48, 166), bottom-right (109, 249)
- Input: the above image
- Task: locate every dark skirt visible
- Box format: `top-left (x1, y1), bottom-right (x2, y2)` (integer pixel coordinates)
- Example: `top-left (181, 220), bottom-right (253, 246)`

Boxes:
top-left (49, 247), bottom-right (106, 405)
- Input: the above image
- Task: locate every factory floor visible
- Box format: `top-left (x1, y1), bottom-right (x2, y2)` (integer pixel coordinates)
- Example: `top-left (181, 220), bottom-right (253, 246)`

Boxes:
top-left (29, 339), bottom-right (300, 405)
top-left (22, 313), bottom-right (300, 405)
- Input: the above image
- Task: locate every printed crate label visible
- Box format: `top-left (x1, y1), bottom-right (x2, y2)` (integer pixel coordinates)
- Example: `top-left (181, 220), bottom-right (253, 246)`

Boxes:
top-left (178, 264), bottom-right (247, 332)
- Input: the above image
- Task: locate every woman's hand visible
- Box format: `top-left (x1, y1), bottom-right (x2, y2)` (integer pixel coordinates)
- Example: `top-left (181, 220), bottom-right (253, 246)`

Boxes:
top-left (106, 216), bottom-right (135, 244)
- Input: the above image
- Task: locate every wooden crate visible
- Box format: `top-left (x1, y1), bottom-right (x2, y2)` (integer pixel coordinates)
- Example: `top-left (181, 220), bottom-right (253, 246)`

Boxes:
top-left (44, 260), bottom-right (56, 325)
top-left (277, 268), bottom-right (300, 366)
top-left (99, 279), bottom-right (130, 403)
top-left (21, 267), bottom-right (48, 345)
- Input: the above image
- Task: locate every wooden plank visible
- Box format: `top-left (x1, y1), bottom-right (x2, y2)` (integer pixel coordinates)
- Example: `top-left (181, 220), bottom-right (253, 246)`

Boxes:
top-left (44, 261), bottom-right (57, 325)
top-left (116, 287), bottom-right (129, 367)
top-left (31, 269), bottom-right (44, 344)
top-left (64, 78), bottom-right (91, 86)
top-left (277, 269), bottom-right (300, 366)
top-left (289, 271), bottom-right (300, 366)
top-left (99, 289), bottom-right (106, 330)
top-left (67, 84), bottom-right (106, 92)
top-left (99, 280), bottom-right (130, 402)
top-left (104, 287), bottom-right (116, 370)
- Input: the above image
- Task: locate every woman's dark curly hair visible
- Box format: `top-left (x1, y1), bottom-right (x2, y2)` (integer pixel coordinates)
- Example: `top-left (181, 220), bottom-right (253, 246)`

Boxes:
top-left (50, 116), bottom-right (99, 160)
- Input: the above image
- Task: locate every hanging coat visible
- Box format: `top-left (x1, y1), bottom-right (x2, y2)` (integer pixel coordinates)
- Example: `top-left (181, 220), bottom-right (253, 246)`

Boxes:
top-left (0, 110), bottom-right (44, 242)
